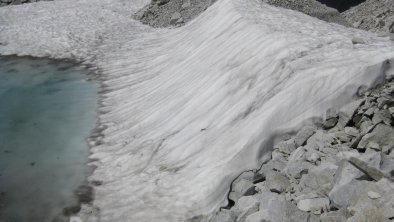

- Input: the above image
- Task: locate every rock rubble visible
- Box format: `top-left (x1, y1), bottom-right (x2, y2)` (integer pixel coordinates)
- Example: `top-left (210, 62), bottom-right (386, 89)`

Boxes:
top-left (209, 75), bottom-right (394, 221)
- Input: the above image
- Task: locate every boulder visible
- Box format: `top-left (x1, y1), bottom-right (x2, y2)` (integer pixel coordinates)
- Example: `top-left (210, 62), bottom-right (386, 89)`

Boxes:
top-left (358, 124), bottom-right (394, 154)
top-left (210, 211), bottom-right (234, 222)
top-left (282, 160), bottom-right (313, 179)
top-left (265, 170), bottom-right (290, 193)
top-left (274, 139), bottom-right (296, 155)
top-left (232, 195), bottom-right (260, 221)
top-left (319, 209), bottom-right (348, 222)
top-left (336, 99), bottom-right (364, 128)
top-left (372, 109), bottom-right (392, 125)
top-left (245, 192), bottom-right (310, 222)
top-left (294, 126), bottom-right (315, 147)
top-left (288, 146), bottom-right (306, 161)
top-left (229, 179), bottom-right (256, 202)
top-left (306, 130), bottom-right (335, 151)
top-left (297, 197), bottom-right (330, 212)
top-left (329, 152), bottom-right (380, 207)
top-left (299, 162), bottom-right (337, 195)
top-left (170, 12), bottom-right (183, 25)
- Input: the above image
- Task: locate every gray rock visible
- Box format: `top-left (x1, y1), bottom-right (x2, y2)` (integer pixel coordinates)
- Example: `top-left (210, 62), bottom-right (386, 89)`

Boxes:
top-left (348, 156), bottom-right (392, 182)
top-left (306, 130), bottom-right (335, 151)
top-left (351, 37), bottom-right (366, 44)
top-left (358, 124), bottom-right (394, 154)
top-left (344, 127), bottom-right (359, 137)
top-left (259, 159), bottom-right (287, 175)
top-left (210, 211), bottom-right (234, 222)
top-left (299, 162), bottom-right (337, 195)
top-left (347, 206), bottom-right (390, 222)
top-left (288, 147), bottom-right (306, 161)
top-left (170, 12), bottom-right (183, 25)
top-left (245, 191), bottom-right (310, 222)
top-left (294, 126), bottom-right (315, 147)
top-left (334, 131), bottom-right (352, 143)
top-left (359, 117), bottom-right (374, 134)
top-left (329, 178), bottom-right (369, 208)
top-left (372, 109), bottom-right (392, 125)
top-left (282, 160), bottom-right (313, 179)
top-left (153, 0), bottom-right (170, 6)
top-left (328, 150), bottom-right (382, 207)
top-left (265, 170), bottom-right (290, 193)
top-left (337, 99), bottom-right (364, 128)
top-left (230, 179), bottom-right (256, 202)
top-left (320, 209), bottom-right (348, 222)
top-left (233, 195), bottom-right (260, 221)
top-left (297, 197), bottom-right (330, 212)
top-left (306, 152), bottom-right (320, 163)
top-left (274, 139), bottom-right (296, 155)
top-left (367, 191), bottom-right (381, 199)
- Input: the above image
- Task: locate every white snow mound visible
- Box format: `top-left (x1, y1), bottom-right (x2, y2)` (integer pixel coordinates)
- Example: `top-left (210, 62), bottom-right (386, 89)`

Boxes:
top-left (1, 0), bottom-right (394, 221)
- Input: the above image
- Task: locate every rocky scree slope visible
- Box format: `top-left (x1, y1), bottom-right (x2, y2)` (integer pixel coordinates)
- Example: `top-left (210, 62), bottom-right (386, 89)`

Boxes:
top-left (135, 0), bottom-right (350, 27)
top-left (208, 71), bottom-right (394, 222)
top-left (342, 0), bottom-right (394, 34)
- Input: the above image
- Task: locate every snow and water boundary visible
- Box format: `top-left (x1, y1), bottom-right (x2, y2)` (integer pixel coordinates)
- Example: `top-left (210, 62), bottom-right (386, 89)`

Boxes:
top-left (1, 0), bottom-right (394, 221)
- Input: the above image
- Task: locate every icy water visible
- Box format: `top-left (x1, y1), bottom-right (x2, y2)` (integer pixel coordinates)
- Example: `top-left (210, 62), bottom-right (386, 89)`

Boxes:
top-left (0, 57), bottom-right (98, 222)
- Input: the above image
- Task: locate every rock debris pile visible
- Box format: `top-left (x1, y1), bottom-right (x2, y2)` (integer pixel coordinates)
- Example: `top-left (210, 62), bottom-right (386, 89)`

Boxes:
top-left (342, 0), bottom-right (394, 34)
top-left (210, 75), bottom-right (394, 222)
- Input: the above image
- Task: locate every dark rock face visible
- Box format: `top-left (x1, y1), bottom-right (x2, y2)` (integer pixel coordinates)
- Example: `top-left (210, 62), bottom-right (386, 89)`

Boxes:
top-left (316, 0), bottom-right (366, 12)
top-left (0, 0), bottom-right (52, 7)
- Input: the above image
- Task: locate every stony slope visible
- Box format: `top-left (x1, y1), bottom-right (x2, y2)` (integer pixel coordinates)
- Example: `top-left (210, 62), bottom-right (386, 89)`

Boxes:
top-left (342, 0), bottom-right (394, 33)
top-left (208, 75), bottom-right (394, 221)
top-left (1, 0), bottom-right (394, 221)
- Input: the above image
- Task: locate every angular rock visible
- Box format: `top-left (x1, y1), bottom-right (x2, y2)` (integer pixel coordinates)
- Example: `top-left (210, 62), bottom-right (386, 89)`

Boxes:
top-left (347, 206), bottom-right (390, 222)
top-left (306, 130), bottom-right (335, 151)
top-left (334, 131), bottom-right (352, 143)
top-left (320, 209), bottom-right (348, 222)
top-left (245, 192), bottom-right (310, 222)
top-left (329, 151), bottom-right (382, 207)
top-left (233, 195), bottom-right (260, 221)
top-left (337, 99), bottom-right (364, 128)
top-left (344, 127), bottom-right (359, 137)
top-left (274, 139), bottom-right (296, 155)
top-left (358, 124), bottom-right (394, 154)
top-left (170, 12), bottom-right (183, 25)
top-left (265, 170), bottom-right (290, 193)
top-left (359, 117), bottom-right (374, 134)
top-left (297, 197), bottom-right (330, 212)
top-left (232, 179), bottom-right (256, 197)
top-left (299, 162), bottom-right (337, 195)
top-left (348, 157), bottom-right (391, 182)
top-left (306, 152), bottom-right (320, 163)
top-left (367, 191), bottom-right (381, 199)
top-left (372, 109), bottom-right (392, 125)
top-left (210, 211), bottom-right (234, 222)
top-left (294, 126), bottom-right (315, 147)
top-left (288, 146), bottom-right (306, 162)
top-left (282, 160), bottom-right (313, 179)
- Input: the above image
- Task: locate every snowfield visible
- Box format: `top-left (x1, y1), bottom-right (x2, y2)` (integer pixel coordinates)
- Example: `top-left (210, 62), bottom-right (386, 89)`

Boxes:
top-left (1, 0), bottom-right (394, 221)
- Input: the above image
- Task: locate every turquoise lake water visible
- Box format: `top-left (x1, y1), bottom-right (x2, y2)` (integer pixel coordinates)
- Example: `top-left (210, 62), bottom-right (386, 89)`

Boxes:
top-left (0, 57), bottom-right (98, 222)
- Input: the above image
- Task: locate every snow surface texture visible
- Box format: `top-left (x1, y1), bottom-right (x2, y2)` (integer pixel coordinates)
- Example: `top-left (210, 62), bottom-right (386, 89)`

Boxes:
top-left (1, 0), bottom-right (394, 221)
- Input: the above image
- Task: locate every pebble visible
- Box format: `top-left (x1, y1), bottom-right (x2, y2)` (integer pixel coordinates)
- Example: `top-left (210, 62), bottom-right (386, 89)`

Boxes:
top-left (367, 191), bottom-right (381, 199)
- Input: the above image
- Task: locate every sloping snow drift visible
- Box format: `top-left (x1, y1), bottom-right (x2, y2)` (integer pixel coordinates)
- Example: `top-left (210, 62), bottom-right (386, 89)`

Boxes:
top-left (1, 0), bottom-right (394, 221)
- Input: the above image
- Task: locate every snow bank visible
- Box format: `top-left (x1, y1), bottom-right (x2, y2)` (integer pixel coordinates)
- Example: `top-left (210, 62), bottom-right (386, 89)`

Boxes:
top-left (1, 0), bottom-right (394, 221)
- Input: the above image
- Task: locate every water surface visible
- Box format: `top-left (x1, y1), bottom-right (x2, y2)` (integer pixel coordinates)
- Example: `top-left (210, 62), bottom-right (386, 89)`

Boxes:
top-left (0, 57), bottom-right (98, 222)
